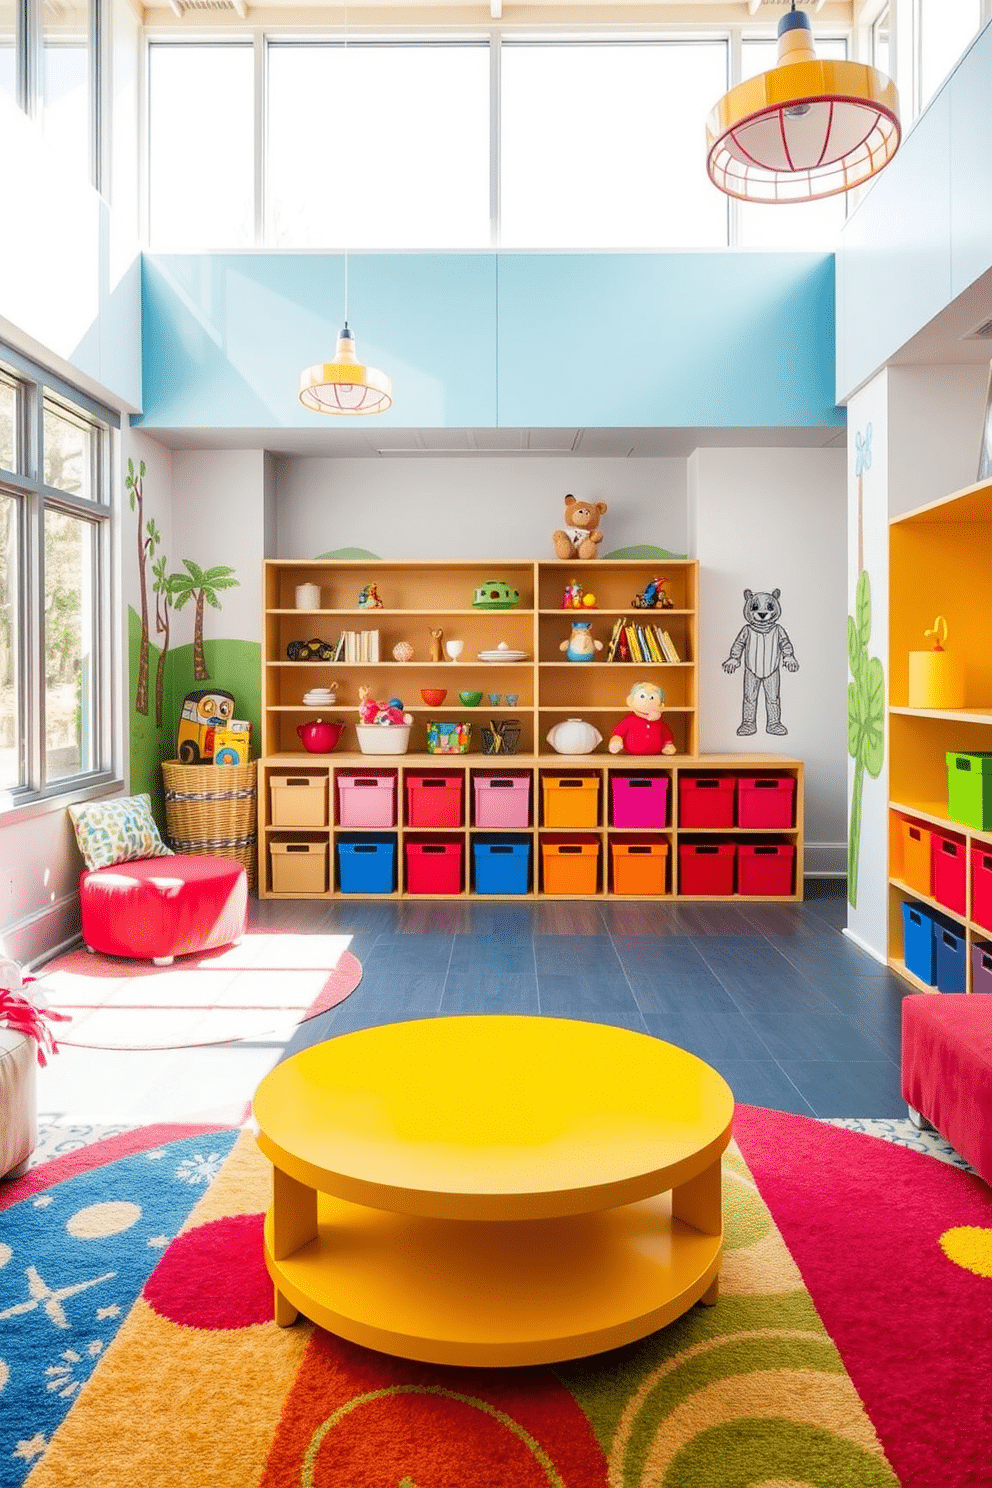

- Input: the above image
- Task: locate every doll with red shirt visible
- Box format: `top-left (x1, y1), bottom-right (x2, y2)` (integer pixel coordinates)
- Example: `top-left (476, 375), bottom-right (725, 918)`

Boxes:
top-left (608, 681), bottom-right (677, 755)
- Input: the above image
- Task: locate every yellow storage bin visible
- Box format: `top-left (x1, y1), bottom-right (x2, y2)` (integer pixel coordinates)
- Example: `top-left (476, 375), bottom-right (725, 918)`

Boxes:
top-left (541, 839), bottom-right (600, 895)
top-left (270, 840), bottom-right (328, 894)
top-left (907, 617), bottom-right (964, 710)
top-left (270, 774), bottom-right (328, 828)
top-left (542, 775), bottom-right (600, 829)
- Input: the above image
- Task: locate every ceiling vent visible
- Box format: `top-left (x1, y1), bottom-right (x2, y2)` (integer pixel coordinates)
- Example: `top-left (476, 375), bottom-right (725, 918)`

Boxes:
top-left (963, 317), bottom-right (992, 341)
top-left (168, 0), bottom-right (248, 17)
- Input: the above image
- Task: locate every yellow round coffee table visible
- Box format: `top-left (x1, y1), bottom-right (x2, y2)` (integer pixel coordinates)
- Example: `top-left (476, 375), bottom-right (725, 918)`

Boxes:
top-left (253, 1015), bottom-right (733, 1367)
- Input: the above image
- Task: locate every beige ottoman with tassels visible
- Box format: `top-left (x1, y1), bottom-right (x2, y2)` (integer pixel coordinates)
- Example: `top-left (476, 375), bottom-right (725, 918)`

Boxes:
top-left (0, 1027), bottom-right (37, 1179)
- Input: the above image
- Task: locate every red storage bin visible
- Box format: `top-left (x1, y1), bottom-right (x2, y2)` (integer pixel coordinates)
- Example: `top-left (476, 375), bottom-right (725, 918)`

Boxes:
top-left (932, 831), bottom-right (966, 916)
top-left (737, 776), bottom-right (795, 829)
top-left (474, 773), bottom-right (531, 829)
top-left (337, 773), bottom-right (396, 828)
top-left (679, 775), bottom-right (736, 828)
top-left (406, 773), bottom-right (464, 828)
top-left (971, 846), bottom-right (992, 933)
top-left (738, 842), bottom-right (796, 897)
top-left (678, 842), bottom-right (736, 895)
top-left (405, 840), bottom-right (462, 895)
top-left (611, 774), bottom-right (669, 828)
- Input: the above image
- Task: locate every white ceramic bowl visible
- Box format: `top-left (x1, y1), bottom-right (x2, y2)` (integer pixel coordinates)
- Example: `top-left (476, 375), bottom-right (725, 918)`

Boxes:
top-left (355, 724), bottom-right (411, 755)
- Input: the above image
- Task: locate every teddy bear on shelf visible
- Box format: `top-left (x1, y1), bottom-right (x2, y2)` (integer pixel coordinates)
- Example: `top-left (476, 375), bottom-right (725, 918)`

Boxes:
top-left (552, 495), bottom-right (609, 561)
top-left (608, 681), bottom-right (677, 755)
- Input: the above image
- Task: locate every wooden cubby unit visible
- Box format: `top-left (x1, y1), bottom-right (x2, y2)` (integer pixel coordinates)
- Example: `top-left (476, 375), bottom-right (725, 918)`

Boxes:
top-left (888, 478), bottom-right (992, 991)
top-left (260, 558), bottom-right (803, 900)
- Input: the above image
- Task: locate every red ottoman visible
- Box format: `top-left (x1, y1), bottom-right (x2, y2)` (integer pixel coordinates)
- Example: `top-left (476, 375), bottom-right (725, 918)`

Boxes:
top-left (901, 993), bottom-right (992, 1187)
top-left (80, 855), bottom-right (248, 965)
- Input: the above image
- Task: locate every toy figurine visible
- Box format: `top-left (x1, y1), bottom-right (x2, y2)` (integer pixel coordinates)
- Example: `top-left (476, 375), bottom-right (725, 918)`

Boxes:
top-left (560, 620), bottom-right (603, 663)
top-left (608, 681), bottom-right (676, 755)
top-left (429, 628), bottom-right (444, 662)
top-left (358, 582), bottom-right (383, 610)
top-left (632, 577), bottom-right (673, 610)
top-left (562, 579), bottom-right (584, 609)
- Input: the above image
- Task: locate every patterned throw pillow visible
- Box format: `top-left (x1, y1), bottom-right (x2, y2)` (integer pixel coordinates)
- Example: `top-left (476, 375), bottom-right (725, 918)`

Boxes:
top-left (68, 793), bottom-right (174, 872)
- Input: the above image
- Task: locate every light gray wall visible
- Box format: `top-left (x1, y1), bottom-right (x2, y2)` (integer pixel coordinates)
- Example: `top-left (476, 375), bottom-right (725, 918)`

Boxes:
top-left (274, 456), bottom-right (689, 561)
top-left (690, 446), bottom-right (849, 875)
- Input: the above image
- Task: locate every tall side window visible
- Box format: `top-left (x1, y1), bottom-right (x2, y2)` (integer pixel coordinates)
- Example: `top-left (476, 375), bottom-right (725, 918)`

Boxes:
top-left (500, 41), bottom-right (729, 249)
top-left (918, 0), bottom-right (982, 112)
top-left (0, 351), bottom-right (115, 806)
top-left (0, 0), bottom-right (20, 104)
top-left (266, 43), bottom-right (491, 249)
top-left (147, 43), bottom-right (254, 249)
top-left (41, 0), bottom-right (91, 177)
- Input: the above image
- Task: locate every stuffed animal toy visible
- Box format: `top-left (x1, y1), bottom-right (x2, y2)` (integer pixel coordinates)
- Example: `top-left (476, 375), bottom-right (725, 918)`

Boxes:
top-left (553, 495), bottom-right (608, 561)
top-left (358, 686), bottom-right (411, 727)
top-left (608, 681), bottom-right (677, 755)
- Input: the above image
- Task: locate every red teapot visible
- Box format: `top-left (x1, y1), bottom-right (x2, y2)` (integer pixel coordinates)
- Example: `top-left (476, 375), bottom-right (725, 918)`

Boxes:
top-left (296, 718), bottom-right (344, 754)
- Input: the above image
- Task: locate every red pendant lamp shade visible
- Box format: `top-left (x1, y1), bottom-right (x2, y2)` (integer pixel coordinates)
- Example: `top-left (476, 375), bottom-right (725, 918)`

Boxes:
top-left (706, 7), bottom-right (900, 203)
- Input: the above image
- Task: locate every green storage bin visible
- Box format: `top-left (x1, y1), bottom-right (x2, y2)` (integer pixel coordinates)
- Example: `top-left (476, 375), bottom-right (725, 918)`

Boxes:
top-left (946, 752), bottom-right (992, 829)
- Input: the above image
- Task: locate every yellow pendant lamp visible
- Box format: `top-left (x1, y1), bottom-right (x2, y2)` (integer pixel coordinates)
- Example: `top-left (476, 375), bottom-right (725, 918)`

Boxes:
top-left (299, 319), bottom-right (393, 416)
top-left (706, 3), bottom-right (900, 204)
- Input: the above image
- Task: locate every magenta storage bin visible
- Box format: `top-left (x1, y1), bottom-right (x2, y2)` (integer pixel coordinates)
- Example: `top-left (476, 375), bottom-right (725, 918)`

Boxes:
top-left (337, 773), bottom-right (396, 828)
top-left (931, 830), bottom-right (966, 916)
top-left (971, 941), bottom-right (992, 993)
top-left (406, 774), bottom-right (463, 828)
top-left (737, 776), bottom-right (795, 829)
top-left (611, 774), bottom-right (669, 828)
top-left (473, 774), bottom-right (531, 829)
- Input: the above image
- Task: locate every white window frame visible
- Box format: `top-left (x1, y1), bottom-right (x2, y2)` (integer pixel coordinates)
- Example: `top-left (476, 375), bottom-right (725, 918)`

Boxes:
top-left (0, 342), bottom-right (120, 819)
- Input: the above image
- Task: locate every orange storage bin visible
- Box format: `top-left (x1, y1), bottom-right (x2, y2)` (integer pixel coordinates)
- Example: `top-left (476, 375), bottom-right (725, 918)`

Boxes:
top-left (899, 819), bottom-right (933, 897)
top-left (541, 838), bottom-right (600, 895)
top-left (611, 841), bottom-right (668, 896)
top-left (542, 775), bottom-right (600, 829)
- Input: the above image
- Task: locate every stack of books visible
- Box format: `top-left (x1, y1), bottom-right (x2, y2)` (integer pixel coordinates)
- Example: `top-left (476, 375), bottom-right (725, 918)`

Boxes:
top-left (606, 618), bottom-right (682, 664)
top-left (333, 629), bottom-right (381, 662)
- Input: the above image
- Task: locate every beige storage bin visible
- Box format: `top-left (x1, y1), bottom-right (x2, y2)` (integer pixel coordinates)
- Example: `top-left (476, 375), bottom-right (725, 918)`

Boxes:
top-left (270, 840), bottom-right (328, 894)
top-left (270, 774), bottom-right (328, 828)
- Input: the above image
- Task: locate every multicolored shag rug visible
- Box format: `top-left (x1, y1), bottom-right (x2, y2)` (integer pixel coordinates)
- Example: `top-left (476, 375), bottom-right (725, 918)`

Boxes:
top-left (33, 933), bottom-right (362, 1049)
top-left (1, 1109), bottom-right (989, 1488)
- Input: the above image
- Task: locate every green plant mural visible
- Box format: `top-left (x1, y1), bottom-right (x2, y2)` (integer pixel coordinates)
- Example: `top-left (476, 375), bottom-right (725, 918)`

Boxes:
top-left (126, 458), bottom-right (154, 716)
top-left (847, 425), bottom-right (885, 908)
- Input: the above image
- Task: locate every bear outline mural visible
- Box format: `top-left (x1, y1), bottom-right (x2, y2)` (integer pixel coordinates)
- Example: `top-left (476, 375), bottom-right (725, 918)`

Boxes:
top-left (723, 588), bottom-right (799, 736)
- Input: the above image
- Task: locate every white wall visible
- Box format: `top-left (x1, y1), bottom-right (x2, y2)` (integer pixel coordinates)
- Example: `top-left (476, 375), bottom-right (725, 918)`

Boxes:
top-left (689, 447), bottom-right (849, 876)
top-left (172, 450), bottom-right (268, 644)
top-left (887, 364), bottom-right (990, 516)
top-left (274, 457), bottom-right (689, 562)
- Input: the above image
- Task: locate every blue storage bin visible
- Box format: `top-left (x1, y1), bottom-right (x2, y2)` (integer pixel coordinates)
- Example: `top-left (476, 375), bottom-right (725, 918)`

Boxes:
top-left (337, 835), bottom-right (396, 894)
top-left (473, 837), bottom-right (531, 895)
top-left (935, 921), bottom-right (967, 993)
top-left (901, 900), bottom-right (938, 985)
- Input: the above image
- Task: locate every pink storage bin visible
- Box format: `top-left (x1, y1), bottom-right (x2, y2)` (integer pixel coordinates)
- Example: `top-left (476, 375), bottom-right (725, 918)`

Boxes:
top-left (611, 774), bottom-right (669, 828)
top-left (931, 830), bottom-right (966, 916)
top-left (473, 774), bottom-right (531, 829)
top-left (337, 773), bottom-right (396, 828)
top-left (737, 776), bottom-right (795, 829)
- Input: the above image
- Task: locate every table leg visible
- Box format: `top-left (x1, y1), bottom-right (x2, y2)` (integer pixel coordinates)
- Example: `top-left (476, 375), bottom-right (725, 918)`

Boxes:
top-left (671, 1158), bottom-right (723, 1306)
top-left (271, 1166), bottom-right (318, 1328)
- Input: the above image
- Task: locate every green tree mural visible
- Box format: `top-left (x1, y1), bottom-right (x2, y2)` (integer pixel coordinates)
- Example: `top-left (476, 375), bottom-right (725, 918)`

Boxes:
top-left (151, 554), bottom-right (178, 730)
top-left (847, 425), bottom-right (885, 908)
top-left (170, 560), bottom-right (240, 681)
top-left (125, 458), bottom-right (158, 717)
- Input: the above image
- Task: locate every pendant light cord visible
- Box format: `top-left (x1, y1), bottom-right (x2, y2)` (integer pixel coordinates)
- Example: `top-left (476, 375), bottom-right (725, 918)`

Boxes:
top-left (343, 0), bottom-right (349, 329)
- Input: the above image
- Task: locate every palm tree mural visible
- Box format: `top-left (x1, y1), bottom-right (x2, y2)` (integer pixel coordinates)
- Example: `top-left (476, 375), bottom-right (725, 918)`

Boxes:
top-left (151, 555), bottom-right (177, 729)
top-left (170, 560), bottom-right (240, 681)
top-left (126, 459), bottom-right (159, 716)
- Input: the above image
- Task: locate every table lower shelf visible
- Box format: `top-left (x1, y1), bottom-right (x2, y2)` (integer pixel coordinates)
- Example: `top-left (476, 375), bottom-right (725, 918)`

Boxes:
top-left (264, 1187), bottom-right (722, 1367)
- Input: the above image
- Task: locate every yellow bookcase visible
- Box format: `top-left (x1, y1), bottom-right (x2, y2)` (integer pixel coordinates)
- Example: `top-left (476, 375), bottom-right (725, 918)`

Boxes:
top-left (888, 478), bottom-right (992, 990)
top-left (259, 557), bottom-right (804, 901)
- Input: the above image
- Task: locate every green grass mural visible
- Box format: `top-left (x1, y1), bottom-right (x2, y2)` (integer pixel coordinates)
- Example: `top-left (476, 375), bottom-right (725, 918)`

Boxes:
top-left (129, 605), bottom-right (261, 827)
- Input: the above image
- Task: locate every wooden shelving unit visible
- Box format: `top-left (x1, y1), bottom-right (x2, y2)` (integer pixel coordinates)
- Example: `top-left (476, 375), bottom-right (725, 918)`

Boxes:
top-left (259, 558), bottom-right (803, 900)
top-left (888, 478), bottom-right (992, 991)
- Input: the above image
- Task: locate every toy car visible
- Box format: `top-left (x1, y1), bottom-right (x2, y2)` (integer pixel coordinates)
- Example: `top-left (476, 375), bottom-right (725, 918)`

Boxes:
top-left (177, 688), bottom-right (236, 763)
top-left (472, 579), bottom-right (521, 610)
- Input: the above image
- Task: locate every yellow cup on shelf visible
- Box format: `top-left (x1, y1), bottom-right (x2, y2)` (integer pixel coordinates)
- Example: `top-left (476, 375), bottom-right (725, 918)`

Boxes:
top-left (908, 616), bottom-right (964, 709)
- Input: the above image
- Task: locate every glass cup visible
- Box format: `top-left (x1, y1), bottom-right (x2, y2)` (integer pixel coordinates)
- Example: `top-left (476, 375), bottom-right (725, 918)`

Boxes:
top-left (505, 693), bottom-right (519, 707)
top-left (488, 693), bottom-right (501, 706)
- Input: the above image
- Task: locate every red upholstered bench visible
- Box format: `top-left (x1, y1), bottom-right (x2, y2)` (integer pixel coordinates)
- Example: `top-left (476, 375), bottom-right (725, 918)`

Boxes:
top-left (901, 993), bottom-right (992, 1187)
top-left (80, 855), bottom-right (248, 965)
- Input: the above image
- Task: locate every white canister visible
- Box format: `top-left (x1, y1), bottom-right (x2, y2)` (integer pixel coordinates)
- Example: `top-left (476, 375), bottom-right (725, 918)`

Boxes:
top-left (295, 583), bottom-right (321, 610)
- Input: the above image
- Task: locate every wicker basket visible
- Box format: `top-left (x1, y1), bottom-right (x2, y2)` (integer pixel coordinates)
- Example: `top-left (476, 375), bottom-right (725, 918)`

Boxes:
top-left (161, 759), bottom-right (258, 890)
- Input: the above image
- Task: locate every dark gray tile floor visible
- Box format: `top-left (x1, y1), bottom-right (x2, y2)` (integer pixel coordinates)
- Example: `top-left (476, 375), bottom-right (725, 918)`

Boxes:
top-left (255, 879), bottom-right (913, 1118)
